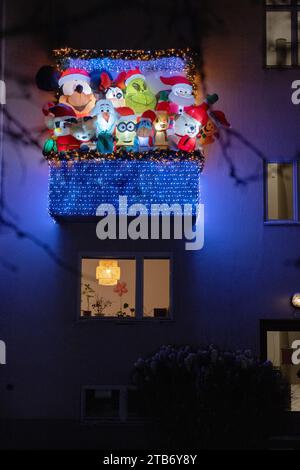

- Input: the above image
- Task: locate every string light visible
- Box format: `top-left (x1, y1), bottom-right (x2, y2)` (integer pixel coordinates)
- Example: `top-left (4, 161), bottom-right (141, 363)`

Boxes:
top-left (48, 159), bottom-right (201, 218)
top-left (44, 149), bottom-right (205, 166)
top-left (53, 48), bottom-right (199, 92)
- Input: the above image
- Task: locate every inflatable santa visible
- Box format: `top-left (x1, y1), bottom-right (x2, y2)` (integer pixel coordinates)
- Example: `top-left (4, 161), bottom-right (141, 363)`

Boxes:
top-left (160, 75), bottom-right (195, 115)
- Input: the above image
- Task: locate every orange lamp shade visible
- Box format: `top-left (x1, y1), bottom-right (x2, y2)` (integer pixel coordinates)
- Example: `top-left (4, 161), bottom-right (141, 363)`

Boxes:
top-left (96, 260), bottom-right (121, 286)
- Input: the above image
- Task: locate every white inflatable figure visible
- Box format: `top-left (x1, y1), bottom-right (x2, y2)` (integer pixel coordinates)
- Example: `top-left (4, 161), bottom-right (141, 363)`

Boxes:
top-left (174, 95), bottom-right (220, 152)
top-left (91, 99), bottom-right (118, 135)
top-left (160, 75), bottom-right (195, 115)
top-left (90, 100), bottom-right (119, 153)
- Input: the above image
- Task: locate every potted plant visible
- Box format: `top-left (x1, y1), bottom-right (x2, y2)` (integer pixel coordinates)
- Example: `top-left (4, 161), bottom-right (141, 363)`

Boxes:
top-left (82, 283), bottom-right (95, 317)
top-left (113, 281), bottom-right (135, 317)
top-left (92, 296), bottom-right (112, 317)
top-left (121, 303), bottom-right (135, 318)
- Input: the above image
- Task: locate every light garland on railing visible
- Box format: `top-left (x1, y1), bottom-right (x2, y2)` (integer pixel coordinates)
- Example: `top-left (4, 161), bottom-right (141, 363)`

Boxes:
top-left (49, 159), bottom-right (201, 218)
top-left (44, 149), bottom-right (205, 168)
top-left (53, 47), bottom-right (199, 91)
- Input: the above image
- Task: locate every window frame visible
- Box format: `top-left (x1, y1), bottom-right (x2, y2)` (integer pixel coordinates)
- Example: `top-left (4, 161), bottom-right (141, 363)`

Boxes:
top-left (264, 0), bottom-right (300, 69)
top-left (260, 319), bottom-right (300, 414)
top-left (81, 385), bottom-right (147, 423)
top-left (264, 160), bottom-right (300, 224)
top-left (77, 252), bottom-right (174, 322)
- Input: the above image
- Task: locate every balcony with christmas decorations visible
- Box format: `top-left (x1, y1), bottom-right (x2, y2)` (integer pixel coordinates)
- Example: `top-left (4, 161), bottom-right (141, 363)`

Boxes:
top-left (36, 48), bottom-right (229, 220)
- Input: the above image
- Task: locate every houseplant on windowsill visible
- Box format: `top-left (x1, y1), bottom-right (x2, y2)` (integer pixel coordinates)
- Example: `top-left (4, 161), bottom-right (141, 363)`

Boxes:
top-left (118, 303), bottom-right (135, 318)
top-left (113, 281), bottom-right (134, 318)
top-left (92, 296), bottom-right (112, 317)
top-left (82, 283), bottom-right (95, 317)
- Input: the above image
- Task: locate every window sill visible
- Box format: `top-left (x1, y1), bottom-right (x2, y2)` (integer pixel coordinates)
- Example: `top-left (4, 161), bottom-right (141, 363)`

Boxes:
top-left (77, 317), bottom-right (174, 324)
top-left (81, 417), bottom-right (152, 425)
top-left (264, 220), bottom-right (300, 226)
top-left (264, 65), bottom-right (300, 70)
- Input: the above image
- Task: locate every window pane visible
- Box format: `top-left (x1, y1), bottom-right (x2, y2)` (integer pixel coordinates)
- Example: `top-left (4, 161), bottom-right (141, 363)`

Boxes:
top-left (143, 259), bottom-right (170, 318)
top-left (266, 163), bottom-right (294, 220)
top-left (267, 331), bottom-right (300, 412)
top-left (85, 389), bottom-right (120, 418)
top-left (266, 1), bottom-right (291, 5)
top-left (298, 12), bottom-right (300, 64)
top-left (81, 258), bottom-right (136, 318)
top-left (266, 11), bottom-right (292, 66)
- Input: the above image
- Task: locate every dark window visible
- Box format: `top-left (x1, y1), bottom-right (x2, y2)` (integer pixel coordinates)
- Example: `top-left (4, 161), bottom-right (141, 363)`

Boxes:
top-left (82, 386), bottom-right (144, 421)
top-left (265, 0), bottom-right (300, 67)
top-left (85, 389), bottom-right (120, 419)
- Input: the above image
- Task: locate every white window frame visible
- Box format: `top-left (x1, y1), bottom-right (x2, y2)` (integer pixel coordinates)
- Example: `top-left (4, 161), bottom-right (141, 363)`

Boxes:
top-left (78, 252), bottom-right (174, 322)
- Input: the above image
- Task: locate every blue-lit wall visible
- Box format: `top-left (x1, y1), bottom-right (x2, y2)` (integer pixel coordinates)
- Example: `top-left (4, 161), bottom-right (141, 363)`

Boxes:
top-left (49, 160), bottom-right (201, 217)
top-left (1, 0), bottom-right (300, 445)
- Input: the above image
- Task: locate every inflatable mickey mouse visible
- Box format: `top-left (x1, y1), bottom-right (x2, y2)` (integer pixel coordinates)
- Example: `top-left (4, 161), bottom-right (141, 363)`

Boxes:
top-left (36, 66), bottom-right (96, 118)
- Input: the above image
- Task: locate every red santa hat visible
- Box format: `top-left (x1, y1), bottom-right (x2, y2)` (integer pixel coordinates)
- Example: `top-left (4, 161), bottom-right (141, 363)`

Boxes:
top-left (125, 69), bottom-right (144, 86)
top-left (140, 110), bottom-right (156, 123)
top-left (48, 103), bottom-right (77, 121)
top-left (58, 68), bottom-right (91, 87)
top-left (156, 102), bottom-right (170, 113)
top-left (160, 75), bottom-right (192, 90)
top-left (115, 106), bottom-right (136, 119)
top-left (185, 105), bottom-right (210, 126)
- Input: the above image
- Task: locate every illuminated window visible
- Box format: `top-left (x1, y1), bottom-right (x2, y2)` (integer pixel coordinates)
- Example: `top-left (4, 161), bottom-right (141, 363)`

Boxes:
top-left (262, 327), bottom-right (300, 412)
top-left (265, 0), bottom-right (300, 67)
top-left (80, 255), bottom-right (172, 319)
top-left (266, 163), bottom-right (294, 221)
top-left (143, 259), bottom-right (170, 318)
top-left (267, 331), bottom-right (300, 411)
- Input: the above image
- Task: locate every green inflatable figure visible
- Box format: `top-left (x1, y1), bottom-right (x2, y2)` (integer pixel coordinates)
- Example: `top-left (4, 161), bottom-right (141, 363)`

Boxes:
top-left (124, 69), bottom-right (156, 114)
top-left (43, 138), bottom-right (57, 155)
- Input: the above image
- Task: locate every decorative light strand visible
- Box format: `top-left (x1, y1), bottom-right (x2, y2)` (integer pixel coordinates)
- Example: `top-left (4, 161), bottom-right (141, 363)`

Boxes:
top-left (44, 149), bottom-right (205, 169)
top-left (49, 159), bottom-right (201, 218)
top-left (53, 48), bottom-right (199, 92)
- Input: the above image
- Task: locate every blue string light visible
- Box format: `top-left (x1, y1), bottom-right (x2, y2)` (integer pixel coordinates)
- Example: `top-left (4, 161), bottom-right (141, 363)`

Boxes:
top-left (66, 57), bottom-right (186, 74)
top-left (49, 160), bottom-right (201, 218)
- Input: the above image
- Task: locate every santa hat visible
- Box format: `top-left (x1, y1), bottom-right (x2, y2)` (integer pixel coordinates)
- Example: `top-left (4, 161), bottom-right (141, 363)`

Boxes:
top-left (160, 75), bottom-right (192, 90)
top-left (185, 105), bottom-right (209, 126)
top-left (125, 69), bottom-right (144, 86)
top-left (156, 102), bottom-right (170, 113)
top-left (58, 68), bottom-right (91, 87)
top-left (48, 103), bottom-right (77, 121)
top-left (184, 95), bottom-right (220, 126)
top-left (140, 110), bottom-right (156, 123)
top-left (115, 106), bottom-right (135, 120)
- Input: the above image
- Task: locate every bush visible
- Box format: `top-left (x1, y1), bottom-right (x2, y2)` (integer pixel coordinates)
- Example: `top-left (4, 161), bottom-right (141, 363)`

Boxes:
top-left (132, 345), bottom-right (290, 449)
